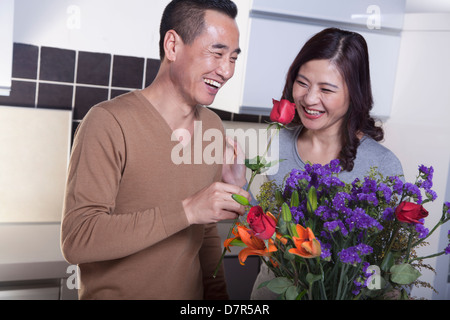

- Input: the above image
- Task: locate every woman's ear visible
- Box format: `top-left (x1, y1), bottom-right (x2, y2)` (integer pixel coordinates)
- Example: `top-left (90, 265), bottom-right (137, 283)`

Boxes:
top-left (163, 30), bottom-right (182, 62)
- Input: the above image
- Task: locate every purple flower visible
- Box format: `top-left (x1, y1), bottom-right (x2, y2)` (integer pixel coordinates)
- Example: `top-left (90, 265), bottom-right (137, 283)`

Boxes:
top-left (404, 182), bottom-right (423, 204)
top-left (324, 219), bottom-right (348, 236)
top-left (353, 262), bottom-right (372, 295)
top-left (415, 220), bottom-right (429, 238)
top-left (419, 165), bottom-right (434, 180)
top-left (290, 206), bottom-right (305, 224)
top-left (326, 159), bottom-right (342, 174)
top-left (320, 242), bottom-right (332, 260)
top-left (389, 176), bottom-right (404, 194)
top-left (425, 189), bottom-right (438, 202)
top-left (338, 244), bottom-right (373, 265)
top-left (345, 208), bottom-right (383, 231)
top-left (382, 207), bottom-right (395, 221)
top-left (332, 192), bottom-right (351, 212)
top-left (443, 202), bottom-right (450, 218)
top-left (315, 205), bottom-right (338, 221)
top-left (378, 183), bottom-right (392, 203)
top-left (357, 192), bottom-right (379, 206)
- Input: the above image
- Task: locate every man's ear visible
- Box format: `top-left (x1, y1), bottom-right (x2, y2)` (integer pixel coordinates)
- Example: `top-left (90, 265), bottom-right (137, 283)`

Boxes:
top-left (164, 30), bottom-right (182, 62)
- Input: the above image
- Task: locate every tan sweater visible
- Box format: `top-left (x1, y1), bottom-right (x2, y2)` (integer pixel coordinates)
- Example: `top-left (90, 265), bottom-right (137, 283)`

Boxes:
top-left (61, 91), bottom-right (228, 300)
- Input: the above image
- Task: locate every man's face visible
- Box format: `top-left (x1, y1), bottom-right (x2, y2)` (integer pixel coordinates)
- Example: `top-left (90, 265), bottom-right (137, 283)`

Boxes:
top-left (171, 10), bottom-right (240, 107)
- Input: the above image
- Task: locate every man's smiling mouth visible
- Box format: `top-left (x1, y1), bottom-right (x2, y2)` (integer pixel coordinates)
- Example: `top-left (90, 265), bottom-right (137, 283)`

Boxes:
top-left (204, 78), bottom-right (222, 89)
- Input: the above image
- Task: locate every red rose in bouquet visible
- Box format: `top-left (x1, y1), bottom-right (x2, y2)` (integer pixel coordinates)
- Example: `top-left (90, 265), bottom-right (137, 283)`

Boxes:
top-left (247, 206), bottom-right (277, 240)
top-left (395, 201), bottom-right (429, 224)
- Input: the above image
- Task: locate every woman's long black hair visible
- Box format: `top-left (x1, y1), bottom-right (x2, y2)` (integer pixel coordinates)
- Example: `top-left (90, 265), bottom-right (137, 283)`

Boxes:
top-left (282, 28), bottom-right (383, 171)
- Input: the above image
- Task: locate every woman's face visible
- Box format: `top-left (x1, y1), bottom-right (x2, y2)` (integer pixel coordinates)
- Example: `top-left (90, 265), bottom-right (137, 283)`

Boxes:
top-left (293, 59), bottom-right (350, 135)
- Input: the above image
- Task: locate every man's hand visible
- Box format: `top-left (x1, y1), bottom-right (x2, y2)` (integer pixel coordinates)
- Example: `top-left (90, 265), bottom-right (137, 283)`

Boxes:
top-left (222, 137), bottom-right (246, 187)
top-left (182, 182), bottom-right (251, 225)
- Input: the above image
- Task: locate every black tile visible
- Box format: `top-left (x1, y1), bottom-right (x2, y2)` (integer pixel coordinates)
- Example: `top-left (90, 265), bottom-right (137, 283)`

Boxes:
top-left (0, 80), bottom-right (36, 108)
top-left (207, 107), bottom-right (232, 121)
top-left (71, 121), bottom-right (81, 146)
top-left (261, 115), bottom-right (271, 124)
top-left (112, 55), bottom-right (144, 89)
top-left (232, 113), bottom-right (260, 123)
top-left (144, 59), bottom-right (160, 87)
top-left (40, 47), bottom-right (76, 82)
top-left (77, 51), bottom-right (111, 86)
top-left (12, 43), bottom-right (39, 79)
top-left (37, 83), bottom-right (73, 110)
top-left (73, 86), bottom-right (109, 120)
top-left (111, 89), bottom-right (131, 100)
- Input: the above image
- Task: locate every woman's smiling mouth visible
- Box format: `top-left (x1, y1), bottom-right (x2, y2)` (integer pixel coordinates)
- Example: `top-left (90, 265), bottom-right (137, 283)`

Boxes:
top-left (302, 106), bottom-right (325, 119)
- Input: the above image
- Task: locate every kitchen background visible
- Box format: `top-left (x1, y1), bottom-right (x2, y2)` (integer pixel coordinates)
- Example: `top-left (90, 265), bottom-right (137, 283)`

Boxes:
top-left (0, 0), bottom-right (449, 299)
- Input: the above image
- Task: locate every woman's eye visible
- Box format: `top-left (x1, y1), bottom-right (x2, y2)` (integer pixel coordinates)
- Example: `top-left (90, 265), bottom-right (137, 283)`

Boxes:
top-left (296, 80), bottom-right (308, 87)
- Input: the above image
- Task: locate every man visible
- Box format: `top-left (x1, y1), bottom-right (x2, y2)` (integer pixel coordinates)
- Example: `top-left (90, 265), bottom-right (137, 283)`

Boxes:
top-left (61, 0), bottom-right (249, 300)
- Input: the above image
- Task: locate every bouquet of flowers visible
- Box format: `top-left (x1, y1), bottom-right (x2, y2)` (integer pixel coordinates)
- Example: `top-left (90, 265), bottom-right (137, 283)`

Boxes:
top-left (219, 99), bottom-right (450, 300)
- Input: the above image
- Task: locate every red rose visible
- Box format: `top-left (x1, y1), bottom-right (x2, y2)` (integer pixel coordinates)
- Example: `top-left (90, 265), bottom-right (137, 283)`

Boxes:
top-left (395, 201), bottom-right (429, 224)
top-left (247, 206), bottom-right (276, 240)
top-left (270, 99), bottom-right (296, 125)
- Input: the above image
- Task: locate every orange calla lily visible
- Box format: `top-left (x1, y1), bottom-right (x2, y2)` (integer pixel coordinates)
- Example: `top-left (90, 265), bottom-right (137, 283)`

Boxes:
top-left (289, 225), bottom-right (321, 258)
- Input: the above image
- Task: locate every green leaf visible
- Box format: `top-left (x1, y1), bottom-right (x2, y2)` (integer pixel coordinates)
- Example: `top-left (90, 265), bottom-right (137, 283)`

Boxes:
top-left (266, 277), bottom-right (293, 295)
top-left (307, 186), bottom-right (318, 215)
top-left (290, 190), bottom-right (299, 207)
top-left (277, 216), bottom-right (288, 234)
top-left (231, 194), bottom-right (250, 206)
top-left (282, 202), bottom-right (292, 222)
top-left (285, 286), bottom-right (299, 300)
top-left (275, 190), bottom-right (284, 207)
top-left (283, 246), bottom-right (295, 261)
top-left (390, 264), bottom-right (421, 285)
top-left (380, 251), bottom-right (395, 272)
top-left (228, 239), bottom-right (247, 247)
top-left (296, 289), bottom-right (307, 300)
top-left (306, 273), bottom-right (322, 286)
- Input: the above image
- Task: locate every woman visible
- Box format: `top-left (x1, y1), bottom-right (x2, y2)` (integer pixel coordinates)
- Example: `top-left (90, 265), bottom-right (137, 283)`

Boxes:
top-left (250, 27), bottom-right (403, 300)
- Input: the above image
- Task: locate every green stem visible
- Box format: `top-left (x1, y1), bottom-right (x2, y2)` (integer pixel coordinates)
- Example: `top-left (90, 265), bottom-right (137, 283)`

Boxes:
top-left (409, 250), bottom-right (446, 263)
top-left (384, 223), bottom-right (400, 257)
top-left (213, 171), bottom-right (257, 278)
top-left (213, 126), bottom-right (282, 278)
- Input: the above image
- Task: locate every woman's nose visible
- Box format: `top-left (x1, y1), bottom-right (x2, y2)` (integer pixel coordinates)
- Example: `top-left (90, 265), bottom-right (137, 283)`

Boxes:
top-left (304, 87), bottom-right (320, 105)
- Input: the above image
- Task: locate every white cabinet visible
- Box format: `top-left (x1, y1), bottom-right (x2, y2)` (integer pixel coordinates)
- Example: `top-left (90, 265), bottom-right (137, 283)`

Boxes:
top-left (0, 0), bottom-right (14, 96)
top-left (214, 0), bottom-right (406, 118)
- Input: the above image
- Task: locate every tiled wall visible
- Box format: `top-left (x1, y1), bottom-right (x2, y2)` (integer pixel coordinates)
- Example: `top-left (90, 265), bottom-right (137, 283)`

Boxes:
top-left (0, 43), bottom-right (270, 142)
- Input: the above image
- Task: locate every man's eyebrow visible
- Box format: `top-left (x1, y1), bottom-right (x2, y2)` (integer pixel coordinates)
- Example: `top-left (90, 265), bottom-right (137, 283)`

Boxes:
top-left (212, 43), bottom-right (241, 55)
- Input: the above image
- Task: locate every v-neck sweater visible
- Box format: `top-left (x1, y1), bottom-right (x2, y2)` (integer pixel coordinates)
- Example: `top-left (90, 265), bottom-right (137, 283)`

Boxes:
top-left (61, 91), bottom-right (228, 300)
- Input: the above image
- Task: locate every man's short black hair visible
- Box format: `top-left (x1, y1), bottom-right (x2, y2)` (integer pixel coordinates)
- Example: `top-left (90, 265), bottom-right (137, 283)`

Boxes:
top-left (159, 0), bottom-right (238, 60)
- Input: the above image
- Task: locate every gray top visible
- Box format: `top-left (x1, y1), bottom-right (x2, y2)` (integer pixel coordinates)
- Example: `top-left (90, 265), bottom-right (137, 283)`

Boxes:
top-left (251, 125), bottom-right (404, 300)
top-left (266, 125), bottom-right (404, 187)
